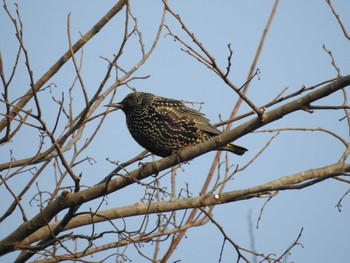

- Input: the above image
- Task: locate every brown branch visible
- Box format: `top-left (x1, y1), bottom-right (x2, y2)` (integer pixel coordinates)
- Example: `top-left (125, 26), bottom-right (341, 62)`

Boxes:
top-left (67, 13), bottom-right (89, 106)
top-left (224, 43), bottom-right (233, 78)
top-left (20, 161), bottom-right (349, 248)
top-left (214, 78), bottom-right (337, 128)
top-left (276, 228), bottom-right (304, 261)
top-left (325, 0), bottom-right (350, 41)
top-left (0, 161), bottom-right (50, 223)
top-left (323, 44), bottom-right (341, 77)
top-left (4, 6), bottom-right (169, 260)
top-left (0, 0), bottom-right (128, 133)
top-left (30, 220), bottom-right (203, 263)
top-left (255, 127), bottom-right (348, 148)
top-left (199, 208), bottom-right (250, 263)
top-left (0, 51), bottom-right (11, 144)
top-left (0, 0), bottom-right (166, 174)
top-left (256, 191), bottom-right (278, 229)
top-left (0, 107), bottom-right (32, 144)
top-left (1, 75), bottom-right (349, 256)
top-left (335, 186), bottom-right (350, 212)
top-left (308, 105), bottom-right (350, 110)
top-left (160, 1), bottom-right (279, 260)
top-left (0, 174), bottom-right (28, 222)
top-left (162, 0), bottom-right (264, 117)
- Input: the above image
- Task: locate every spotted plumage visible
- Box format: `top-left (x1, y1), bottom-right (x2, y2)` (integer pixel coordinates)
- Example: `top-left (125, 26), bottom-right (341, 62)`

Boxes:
top-left (107, 92), bottom-right (247, 157)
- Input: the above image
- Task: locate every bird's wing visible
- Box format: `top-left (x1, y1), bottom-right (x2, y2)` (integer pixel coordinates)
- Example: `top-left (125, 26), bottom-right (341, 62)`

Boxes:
top-left (153, 97), bottom-right (221, 135)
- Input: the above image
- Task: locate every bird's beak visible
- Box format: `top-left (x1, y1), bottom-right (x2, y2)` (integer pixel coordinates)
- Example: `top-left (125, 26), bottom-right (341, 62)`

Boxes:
top-left (104, 102), bottom-right (124, 109)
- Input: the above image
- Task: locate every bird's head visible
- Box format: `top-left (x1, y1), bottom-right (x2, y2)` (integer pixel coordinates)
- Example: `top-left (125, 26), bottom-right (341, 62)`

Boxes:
top-left (105, 92), bottom-right (151, 114)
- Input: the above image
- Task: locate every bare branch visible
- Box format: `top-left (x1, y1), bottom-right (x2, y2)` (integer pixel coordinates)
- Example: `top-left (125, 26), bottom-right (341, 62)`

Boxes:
top-left (323, 44), bottom-right (341, 77)
top-left (0, 0), bottom-right (128, 132)
top-left (325, 0), bottom-right (350, 41)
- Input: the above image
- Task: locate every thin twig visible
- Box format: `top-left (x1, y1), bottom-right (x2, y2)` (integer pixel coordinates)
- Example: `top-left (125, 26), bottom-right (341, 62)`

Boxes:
top-left (325, 0), bottom-right (350, 40)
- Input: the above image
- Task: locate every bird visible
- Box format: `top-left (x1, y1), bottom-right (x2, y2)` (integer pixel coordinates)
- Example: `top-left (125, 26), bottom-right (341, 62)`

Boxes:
top-left (106, 92), bottom-right (247, 157)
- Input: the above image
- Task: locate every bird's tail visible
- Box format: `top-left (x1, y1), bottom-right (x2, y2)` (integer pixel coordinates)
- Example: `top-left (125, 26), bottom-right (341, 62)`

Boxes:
top-left (219, 143), bottom-right (248, 156)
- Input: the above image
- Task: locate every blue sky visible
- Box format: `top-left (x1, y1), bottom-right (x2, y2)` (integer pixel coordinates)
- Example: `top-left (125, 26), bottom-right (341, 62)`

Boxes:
top-left (1, 1), bottom-right (350, 262)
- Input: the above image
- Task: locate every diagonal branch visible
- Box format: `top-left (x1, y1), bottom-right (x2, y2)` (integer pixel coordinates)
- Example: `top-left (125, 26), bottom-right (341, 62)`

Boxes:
top-left (20, 161), bottom-right (350, 247)
top-left (0, 74), bottom-right (349, 256)
top-left (0, 0), bottom-right (127, 133)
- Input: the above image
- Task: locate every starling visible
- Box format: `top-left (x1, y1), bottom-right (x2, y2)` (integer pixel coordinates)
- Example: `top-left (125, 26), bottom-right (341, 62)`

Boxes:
top-left (107, 92), bottom-right (247, 157)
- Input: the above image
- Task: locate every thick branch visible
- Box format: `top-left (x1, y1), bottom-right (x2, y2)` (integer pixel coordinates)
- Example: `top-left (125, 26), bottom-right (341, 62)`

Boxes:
top-left (22, 161), bottom-right (350, 245)
top-left (0, 74), bottom-right (349, 255)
